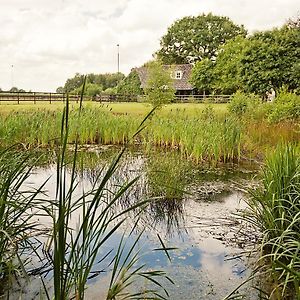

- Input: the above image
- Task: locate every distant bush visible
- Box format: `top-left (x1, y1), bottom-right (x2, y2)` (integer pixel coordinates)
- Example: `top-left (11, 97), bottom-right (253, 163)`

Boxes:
top-left (73, 83), bottom-right (103, 97)
top-left (117, 70), bottom-right (142, 96)
top-left (229, 90), bottom-right (300, 123)
top-left (267, 91), bottom-right (300, 122)
top-left (228, 91), bottom-right (262, 117)
top-left (103, 87), bottom-right (117, 95)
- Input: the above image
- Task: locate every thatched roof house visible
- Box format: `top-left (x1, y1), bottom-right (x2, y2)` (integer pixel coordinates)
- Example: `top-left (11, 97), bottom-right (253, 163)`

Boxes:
top-left (133, 64), bottom-right (194, 95)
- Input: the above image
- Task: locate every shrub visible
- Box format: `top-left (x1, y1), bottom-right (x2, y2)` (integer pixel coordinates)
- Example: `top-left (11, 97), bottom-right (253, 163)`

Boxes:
top-left (228, 91), bottom-right (262, 116)
top-left (267, 90), bottom-right (300, 122)
top-left (245, 145), bottom-right (300, 299)
top-left (116, 70), bottom-right (142, 96)
top-left (103, 87), bottom-right (117, 94)
top-left (144, 61), bottom-right (175, 108)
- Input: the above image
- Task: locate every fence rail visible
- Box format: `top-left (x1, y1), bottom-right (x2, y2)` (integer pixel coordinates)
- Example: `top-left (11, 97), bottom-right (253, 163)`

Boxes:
top-left (94, 94), bottom-right (232, 103)
top-left (0, 91), bottom-right (232, 104)
top-left (0, 91), bottom-right (80, 104)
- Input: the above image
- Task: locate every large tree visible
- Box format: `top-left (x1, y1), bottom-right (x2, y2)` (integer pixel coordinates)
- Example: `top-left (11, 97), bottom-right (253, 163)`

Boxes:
top-left (212, 36), bottom-right (249, 93)
top-left (156, 13), bottom-right (247, 64)
top-left (190, 24), bottom-right (300, 95)
top-left (88, 73), bottom-right (125, 89)
top-left (144, 61), bottom-right (175, 108)
top-left (117, 70), bottom-right (142, 95)
top-left (64, 73), bottom-right (85, 93)
top-left (190, 36), bottom-right (249, 94)
top-left (240, 26), bottom-right (300, 95)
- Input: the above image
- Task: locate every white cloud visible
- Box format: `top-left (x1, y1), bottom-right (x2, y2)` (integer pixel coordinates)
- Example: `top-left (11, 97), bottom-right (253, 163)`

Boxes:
top-left (0, 0), bottom-right (299, 91)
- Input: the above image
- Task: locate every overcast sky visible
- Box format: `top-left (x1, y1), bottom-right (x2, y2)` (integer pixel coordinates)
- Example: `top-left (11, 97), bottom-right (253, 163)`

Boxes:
top-left (0, 0), bottom-right (299, 92)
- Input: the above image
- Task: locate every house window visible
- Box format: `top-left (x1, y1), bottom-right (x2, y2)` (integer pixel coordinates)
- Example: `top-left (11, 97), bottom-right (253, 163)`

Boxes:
top-left (175, 71), bottom-right (182, 79)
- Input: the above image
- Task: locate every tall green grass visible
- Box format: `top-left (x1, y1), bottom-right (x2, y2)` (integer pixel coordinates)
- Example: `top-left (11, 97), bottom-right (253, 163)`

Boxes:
top-left (40, 100), bottom-right (173, 299)
top-left (0, 149), bottom-right (44, 293)
top-left (244, 145), bottom-right (300, 299)
top-left (0, 96), bottom-right (173, 299)
top-left (0, 105), bottom-right (242, 163)
top-left (144, 109), bottom-right (241, 163)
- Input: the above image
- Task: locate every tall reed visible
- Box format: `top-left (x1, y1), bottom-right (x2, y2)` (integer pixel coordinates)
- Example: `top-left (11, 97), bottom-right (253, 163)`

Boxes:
top-left (0, 149), bottom-right (44, 292)
top-left (244, 144), bottom-right (300, 299)
top-left (41, 99), bottom-right (172, 299)
top-left (0, 105), bottom-right (242, 163)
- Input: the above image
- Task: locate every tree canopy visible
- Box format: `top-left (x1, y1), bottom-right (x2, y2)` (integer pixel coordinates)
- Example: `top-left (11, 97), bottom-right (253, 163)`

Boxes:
top-left (156, 13), bottom-right (247, 64)
top-left (60, 72), bottom-right (125, 94)
top-left (63, 73), bottom-right (85, 93)
top-left (190, 25), bottom-right (300, 95)
top-left (287, 15), bottom-right (300, 29)
top-left (190, 58), bottom-right (215, 94)
top-left (240, 27), bottom-right (300, 94)
top-left (9, 87), bottom-right (26, 93)
top-left (144, 61), bottom-right (175, 107)
top-left (117, 70), bottom-right (142, 95)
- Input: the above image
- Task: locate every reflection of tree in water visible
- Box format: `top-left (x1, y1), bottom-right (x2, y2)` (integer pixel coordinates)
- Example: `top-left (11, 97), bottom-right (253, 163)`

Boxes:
top-left (144, 151), bottom-right (192, 236)
top-left (147, 197), bottom-right (185, 238)
top-left (145, 151), bottom-right (192, 201)
top-left (74, 149), bottom-right (190, 237)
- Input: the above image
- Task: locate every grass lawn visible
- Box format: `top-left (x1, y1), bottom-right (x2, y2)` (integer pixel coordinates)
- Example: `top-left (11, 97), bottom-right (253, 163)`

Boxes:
top-left (0, 101), bottom-right (228, 116)
top-left (98, 102), bottom-right (228, 116)
top-left (0, 101), bottom-right (81, 114)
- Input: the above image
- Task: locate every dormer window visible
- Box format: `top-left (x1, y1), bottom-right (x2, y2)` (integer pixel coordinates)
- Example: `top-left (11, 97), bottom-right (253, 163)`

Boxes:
top-left (175, 71), bottom-right (182, 79)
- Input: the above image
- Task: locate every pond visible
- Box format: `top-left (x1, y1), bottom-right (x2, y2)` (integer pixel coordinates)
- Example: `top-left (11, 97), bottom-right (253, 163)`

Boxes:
top-left (5, 147), bottom-right (259, 300)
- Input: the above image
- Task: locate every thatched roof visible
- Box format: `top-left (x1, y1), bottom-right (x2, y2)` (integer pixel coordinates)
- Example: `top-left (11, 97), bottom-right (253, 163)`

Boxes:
top-left (133, 64), bottom-right (194, 91)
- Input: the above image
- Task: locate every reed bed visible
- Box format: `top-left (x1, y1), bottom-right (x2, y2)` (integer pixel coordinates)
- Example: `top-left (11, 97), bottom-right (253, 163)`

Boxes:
top-left (144, 110), bottom-right (241, 163)
top-left (243, 145), bottom-right (300, 299)
top-left (0, 106), bottom-right (243, 163)
top-left (0, 100), bottom-right (174, 299)
top-left (0, 148), bottom-right (45, 294)
top-left (1, 103), bottom-right (298, 164)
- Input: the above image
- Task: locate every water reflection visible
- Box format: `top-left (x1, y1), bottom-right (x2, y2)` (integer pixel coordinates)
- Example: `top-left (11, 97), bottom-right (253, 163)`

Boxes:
top-left (73, 149), bottom-right (256, 238)
top-left (16, 147), bottom-right (257, 299)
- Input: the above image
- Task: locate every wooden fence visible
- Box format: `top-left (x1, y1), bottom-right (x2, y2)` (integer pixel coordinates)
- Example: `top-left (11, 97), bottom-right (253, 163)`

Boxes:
top-left (0, 91), bottom-right (232, 104)
top-left (94, 94), bottom-right (138, 102)
top-left (94, 94), bottom-right (232, 103)
top-left (0, 91), bottom-right (80, 104)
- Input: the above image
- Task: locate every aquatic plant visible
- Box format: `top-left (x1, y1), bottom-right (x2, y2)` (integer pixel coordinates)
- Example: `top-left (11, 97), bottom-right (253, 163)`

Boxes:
top-left (145, 150), bottom-right (191, 200)
top-left (41, 99), bottom-right (173, 299)
top-left (0, 149), bottom-right (44, 292)
top-left (1, 100), bottom-right (299, 164)
top-left (0, 93), bottom-right (173, 299)
top-left (234, 144), bottom-right (300, 299)
top-left (0, 105), bottom-right (243, 163)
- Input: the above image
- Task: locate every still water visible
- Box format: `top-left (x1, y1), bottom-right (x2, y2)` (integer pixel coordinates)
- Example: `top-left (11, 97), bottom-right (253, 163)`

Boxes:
top-left (7, 148), bottom-right (258, 299)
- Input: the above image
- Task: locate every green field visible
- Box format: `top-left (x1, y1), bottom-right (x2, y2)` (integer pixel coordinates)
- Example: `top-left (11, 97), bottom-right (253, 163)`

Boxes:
top-left (0, 101), bottom-right (229, 116)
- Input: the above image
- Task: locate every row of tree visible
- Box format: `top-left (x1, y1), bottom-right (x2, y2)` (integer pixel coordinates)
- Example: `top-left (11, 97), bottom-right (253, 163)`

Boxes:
top-left (156, 13), bottom-right (299, 96)
top-left (190, 25), bottom-right (300, 95)
top-left (56, 73), bottom-right (125, 96)
top-left (58, 13), bottom-right (299, 98)
top-left (0, 87), bottom-right (27, 93)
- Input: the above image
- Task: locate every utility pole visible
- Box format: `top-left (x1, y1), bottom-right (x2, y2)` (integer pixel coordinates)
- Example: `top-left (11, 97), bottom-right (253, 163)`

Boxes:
top-left (11, 64), bottom-right (14, 88)
top-left (117, 44), bottom-right (120, 73)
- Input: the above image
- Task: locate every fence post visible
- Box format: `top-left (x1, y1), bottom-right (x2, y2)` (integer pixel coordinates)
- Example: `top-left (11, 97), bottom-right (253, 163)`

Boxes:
top-left (34, 92), bottom-right (36, 104)
top-left (17, 92), bottom-right (20, 104)
top-left (49, 93), bottom-right (52, 104)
